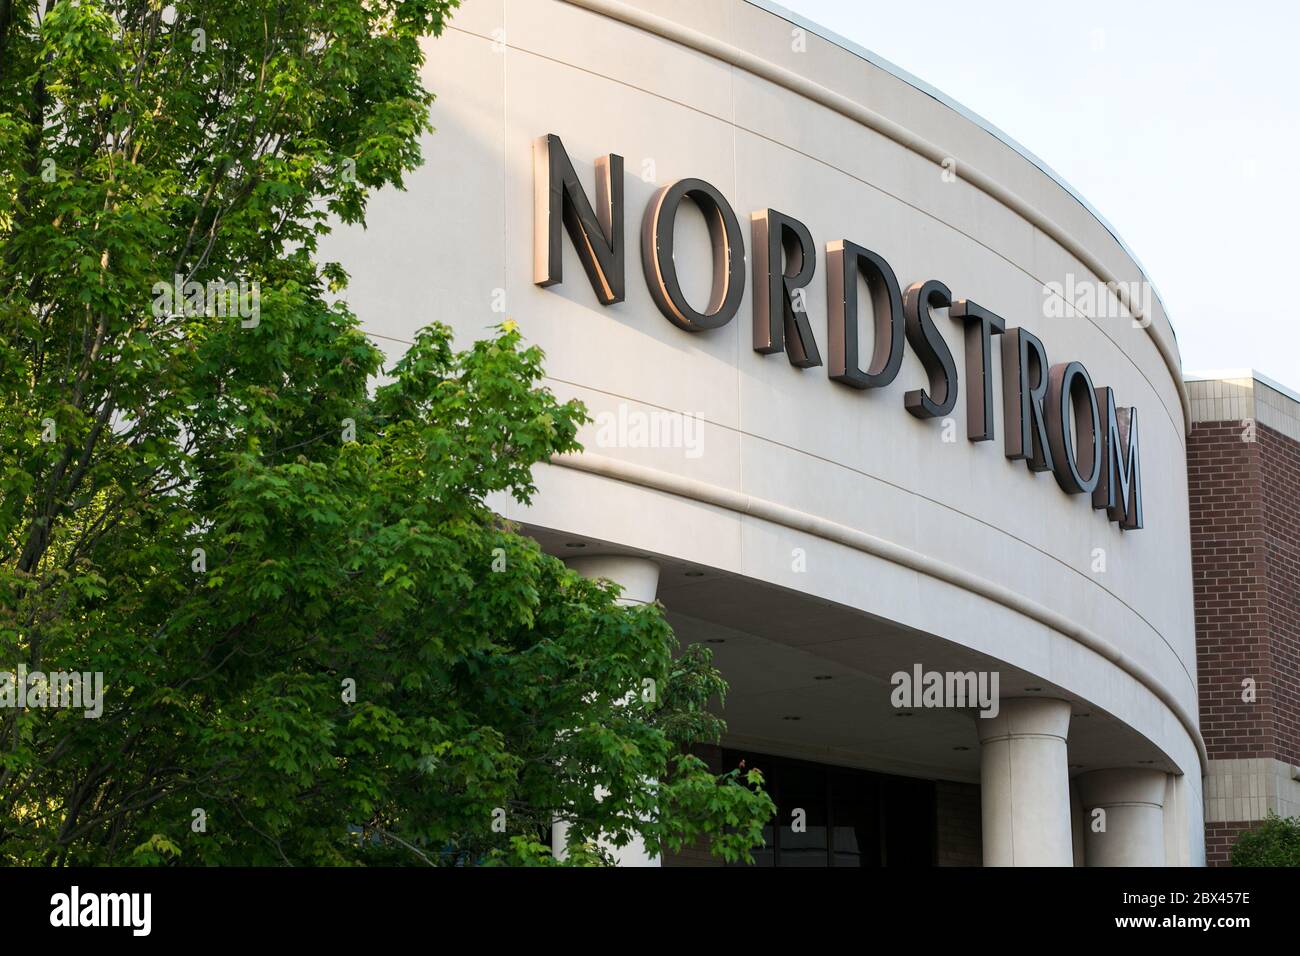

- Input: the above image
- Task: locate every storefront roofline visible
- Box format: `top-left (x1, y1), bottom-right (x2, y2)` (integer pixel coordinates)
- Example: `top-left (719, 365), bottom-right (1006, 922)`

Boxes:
top-left (1185, 369), bottom-right (1300, 407)
top-left (747, 0), bottom-right (1175, 340)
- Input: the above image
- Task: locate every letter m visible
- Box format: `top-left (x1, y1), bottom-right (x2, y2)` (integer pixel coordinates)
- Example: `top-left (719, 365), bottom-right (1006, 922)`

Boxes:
top-left (102, 894), bottom-right (130, 926)
top-left (1093, 387), bottom-right (1143, 529)
top-left (534, 133), bottom-right (624, 304)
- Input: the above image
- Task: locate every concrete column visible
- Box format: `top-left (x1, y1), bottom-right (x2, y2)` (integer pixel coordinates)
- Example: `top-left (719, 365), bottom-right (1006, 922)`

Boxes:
top-left (552, 554), bottom-right (661, 866)
top-left (977, 697), bottom-right (1074, 866)
top-left (565, 555), bottom-right (660, 607)
top-left (1078, 768), bottom-right (1167, 867)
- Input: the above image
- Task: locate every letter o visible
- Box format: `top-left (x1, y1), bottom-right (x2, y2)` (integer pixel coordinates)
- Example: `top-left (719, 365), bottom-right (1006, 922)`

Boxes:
top-left (1046, 361), bottom-right (1102, 495)
top-left (641, 178), bottom-right (745, 332)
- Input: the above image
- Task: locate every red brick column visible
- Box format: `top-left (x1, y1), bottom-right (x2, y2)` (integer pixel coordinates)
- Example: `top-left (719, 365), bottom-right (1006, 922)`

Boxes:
top-left (1190, 414), bottom-right (1300, 866)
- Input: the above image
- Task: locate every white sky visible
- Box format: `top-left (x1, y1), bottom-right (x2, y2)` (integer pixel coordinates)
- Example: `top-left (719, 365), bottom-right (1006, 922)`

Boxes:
top-left (778, 0), bottom-right (1300, 389)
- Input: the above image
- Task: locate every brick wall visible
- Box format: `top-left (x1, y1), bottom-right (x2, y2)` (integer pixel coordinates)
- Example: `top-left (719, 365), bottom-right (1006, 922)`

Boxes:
top-left (1259, 426), bottom-right (1300, 766)
top-left (1190, 414), bottom-right (1300, 865)
top-left (1204, 821), bottom-right (1254, 867)
top-left (1190, 419), bottom-right (1300, 765)
top-left (1188, 419), bottom-right (1272, 761)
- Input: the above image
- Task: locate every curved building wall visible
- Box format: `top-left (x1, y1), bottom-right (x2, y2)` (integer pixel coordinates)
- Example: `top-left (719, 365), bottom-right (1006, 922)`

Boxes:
top-left (322, 0), bottom-right (1204, 863)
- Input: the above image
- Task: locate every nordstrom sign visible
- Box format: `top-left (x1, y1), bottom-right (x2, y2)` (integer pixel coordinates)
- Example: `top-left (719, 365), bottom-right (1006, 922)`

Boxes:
top-left (533, 133), bottom-right (1143, 529)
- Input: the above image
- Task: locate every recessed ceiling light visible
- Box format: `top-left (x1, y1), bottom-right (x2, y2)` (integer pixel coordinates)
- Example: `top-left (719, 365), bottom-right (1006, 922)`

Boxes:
top-left (813, 675), bottom-right (833, 681)
top-left (705, 638), bottom-right (725, 644)
top-left (895, 711), bottom-right (915, 717)
top-left (952, 745), bottom-right (970, 751)
top-left (564, 542), bottom-right (586, 549)
top-left (684, 570), bottom-right (705, 577)
top-left (1138, 759), bottom-right (1156, 765)
top-left (1024, 687), bottom-right (1043, 693)
top-left (782, 715), bottom-right (801, 721)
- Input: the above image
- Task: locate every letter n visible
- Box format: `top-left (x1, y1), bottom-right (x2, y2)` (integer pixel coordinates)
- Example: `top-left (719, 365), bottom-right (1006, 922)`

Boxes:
top-left (534, 133), bottom-right (624, 304)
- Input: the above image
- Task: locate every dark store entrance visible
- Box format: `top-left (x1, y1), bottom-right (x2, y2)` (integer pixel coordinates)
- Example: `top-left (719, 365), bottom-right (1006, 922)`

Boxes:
top-left (724, 750), bottom-right (937, 867)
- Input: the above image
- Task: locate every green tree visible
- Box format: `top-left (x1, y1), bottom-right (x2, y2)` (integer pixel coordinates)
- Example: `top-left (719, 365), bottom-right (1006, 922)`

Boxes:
top-left (1230, 813), bottom-right (1300, 867)
top-left (0, 0), bottom-right (772, 864)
